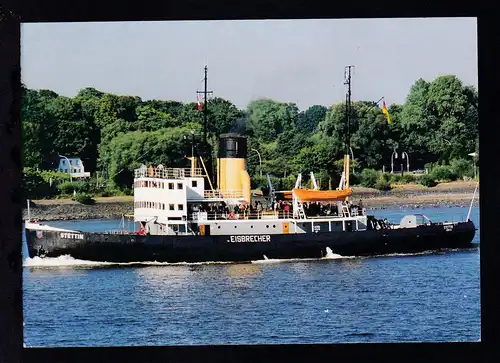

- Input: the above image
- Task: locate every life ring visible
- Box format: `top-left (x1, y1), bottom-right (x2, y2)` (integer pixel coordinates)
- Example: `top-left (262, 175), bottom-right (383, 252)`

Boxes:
top-left (228, 212), bottom-right (236, 220)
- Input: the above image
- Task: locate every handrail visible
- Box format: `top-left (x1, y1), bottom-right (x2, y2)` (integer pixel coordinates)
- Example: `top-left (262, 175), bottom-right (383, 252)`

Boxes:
top-left (203, 189), bottom-right (246, 199)
top-left (134, 166), bottom-right (204, 179)
top-left (188, 210), bottom-right (359, 221)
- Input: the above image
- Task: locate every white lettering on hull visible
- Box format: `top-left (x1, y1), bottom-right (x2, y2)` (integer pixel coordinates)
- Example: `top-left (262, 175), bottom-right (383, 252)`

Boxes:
top-left (228, 235), bottom-right (272, 243)
top-left (60, 232), bottom-right (85, 240)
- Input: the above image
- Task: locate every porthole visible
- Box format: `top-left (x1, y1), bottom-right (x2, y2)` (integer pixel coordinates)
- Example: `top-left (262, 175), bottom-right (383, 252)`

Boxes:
top-left (234, 226), bottom-right (237, 228)
top-left (218, 226), bottom-right (221, 229)
top-left (273, 225), bottom-right (276, 228)
top-left (266, 225), bottom-right (269, 228)
top-left (251, 226), bottom-right (254, 228)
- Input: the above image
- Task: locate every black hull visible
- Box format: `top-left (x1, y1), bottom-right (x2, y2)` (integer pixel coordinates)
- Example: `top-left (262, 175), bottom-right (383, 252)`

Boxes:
top-left (25, 221), bottom-right (476, 263)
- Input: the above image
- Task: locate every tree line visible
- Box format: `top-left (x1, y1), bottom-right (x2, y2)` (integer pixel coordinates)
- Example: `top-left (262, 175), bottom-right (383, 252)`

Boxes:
top-left (21, 74), bottom-right (479, 200)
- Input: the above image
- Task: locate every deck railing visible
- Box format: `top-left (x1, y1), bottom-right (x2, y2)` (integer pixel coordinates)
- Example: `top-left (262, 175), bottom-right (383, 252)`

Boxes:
top-left (134, 166), bottom-right (204, 179)
top-left (188, 210), bottom-right (362, 221)
top-left (203, 189), bottom-right (246, 199)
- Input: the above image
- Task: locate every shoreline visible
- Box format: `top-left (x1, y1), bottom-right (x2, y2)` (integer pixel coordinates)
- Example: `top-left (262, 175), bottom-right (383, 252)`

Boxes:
top-left (24, 181), bottom-right (480, 222)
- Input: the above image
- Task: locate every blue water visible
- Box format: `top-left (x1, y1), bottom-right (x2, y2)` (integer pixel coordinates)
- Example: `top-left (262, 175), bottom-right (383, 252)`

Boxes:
top-left (22, 206), bottom-right (480, 347)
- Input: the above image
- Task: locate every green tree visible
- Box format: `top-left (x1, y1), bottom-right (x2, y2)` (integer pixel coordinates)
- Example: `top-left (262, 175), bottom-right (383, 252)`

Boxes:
top-left (296, 105), bottom-right (327, 134)
top-left (106, 127), bottom-right (198, 187)
top-left (246, 99), bottom-right (298, 142)
top-left (206, 97), bottom-right (245, 136)
top-left (136, 104), bottom-right (180, 131)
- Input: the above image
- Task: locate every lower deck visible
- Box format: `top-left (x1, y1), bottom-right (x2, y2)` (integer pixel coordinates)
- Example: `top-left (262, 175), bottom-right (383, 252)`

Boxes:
top-left (138, 215), bottom-right (370, 236)
top-left (24, 220), bottom-right (476, 263)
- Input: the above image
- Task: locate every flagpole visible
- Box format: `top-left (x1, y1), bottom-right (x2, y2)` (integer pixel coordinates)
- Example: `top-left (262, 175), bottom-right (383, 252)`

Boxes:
top-left (344, 65), bottom-right (354, 198)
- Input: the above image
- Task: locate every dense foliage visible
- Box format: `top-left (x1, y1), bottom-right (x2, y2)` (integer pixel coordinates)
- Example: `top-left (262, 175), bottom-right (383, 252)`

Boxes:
top-left (21, 74), bottom-right (479, 200)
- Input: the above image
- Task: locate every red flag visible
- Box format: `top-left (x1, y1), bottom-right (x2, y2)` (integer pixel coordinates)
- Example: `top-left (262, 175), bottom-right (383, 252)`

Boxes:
top-left (196, 95), bottom-right (202, 111)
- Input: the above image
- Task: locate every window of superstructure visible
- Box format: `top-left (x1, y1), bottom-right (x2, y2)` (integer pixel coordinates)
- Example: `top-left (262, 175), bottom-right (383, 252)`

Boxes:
top-left (178, 204), bottom-right (184, 211)
top-left (192, 180), bottom-right (198, 188)
top-left (177, 183), bottom-right (183, 189)
top-left (169, 204), bottom-right (175, 211)
top-left (168, 183), bottom-right (174, 190)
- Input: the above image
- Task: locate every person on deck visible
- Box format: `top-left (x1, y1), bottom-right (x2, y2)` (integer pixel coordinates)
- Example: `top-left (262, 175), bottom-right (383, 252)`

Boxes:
top-left (284, 202), bottom-right (290, 218)
top-left (257, 202), bottom-right (263, 219)
top-left (138, 224), bottom-right (147, 236)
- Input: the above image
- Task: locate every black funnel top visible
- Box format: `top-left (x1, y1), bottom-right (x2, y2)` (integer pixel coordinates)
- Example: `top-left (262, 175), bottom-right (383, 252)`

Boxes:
top-left (218, 133), bottom-right (247, 159)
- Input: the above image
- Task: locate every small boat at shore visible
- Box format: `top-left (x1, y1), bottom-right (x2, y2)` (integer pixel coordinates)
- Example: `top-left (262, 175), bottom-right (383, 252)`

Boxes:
top-left (23, 67), bottom-right (477, 264)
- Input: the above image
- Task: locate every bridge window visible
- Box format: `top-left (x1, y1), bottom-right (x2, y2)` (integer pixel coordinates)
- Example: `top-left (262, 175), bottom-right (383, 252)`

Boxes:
top-left (192, 180), bottom-right (198, 188)
top-left (178, 204), bottom-right (184, 211)
top-left (169, 204), bottom-right (175, 211)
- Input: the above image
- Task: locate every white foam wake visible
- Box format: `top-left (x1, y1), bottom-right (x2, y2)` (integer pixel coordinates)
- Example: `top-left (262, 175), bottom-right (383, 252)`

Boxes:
top-left (324, 247), bottom-right (353, 259)
top-left (251, 255), bottom-right (284, 264)
top-left (251, 248), bottom-right (354, 264)
top-left (23, 255), bottom-right (114, 267)
top-left (23, 255), bottom-right (237, 268)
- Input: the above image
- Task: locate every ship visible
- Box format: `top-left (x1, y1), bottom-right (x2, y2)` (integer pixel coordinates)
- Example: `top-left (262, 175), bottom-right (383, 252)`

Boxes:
top-left (23, 66), bottom-right (477, 263)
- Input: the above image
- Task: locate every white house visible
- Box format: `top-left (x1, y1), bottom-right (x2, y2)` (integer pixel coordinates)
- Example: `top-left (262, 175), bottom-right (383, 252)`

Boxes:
top-left (57, 157), bottom-right (91, 178)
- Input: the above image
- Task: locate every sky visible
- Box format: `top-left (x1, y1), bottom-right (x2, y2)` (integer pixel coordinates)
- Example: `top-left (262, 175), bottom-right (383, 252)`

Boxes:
top-left (20, 18), bottom-right (477, 111)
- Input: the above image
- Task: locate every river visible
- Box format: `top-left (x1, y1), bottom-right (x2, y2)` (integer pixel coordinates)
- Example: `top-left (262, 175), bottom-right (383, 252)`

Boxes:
top-left (22, 206), bottom-right (480, 347)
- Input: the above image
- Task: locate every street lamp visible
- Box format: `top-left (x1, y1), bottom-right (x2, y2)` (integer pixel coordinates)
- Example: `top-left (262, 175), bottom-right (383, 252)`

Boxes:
top-left (391, 150), bottom-right (398, 174)
top-left (58, 154), bottom-right (72, 182)
top-left (401, 152), bottom-right (410, 173)
top-left (468, 152), bottom-right (478, 179)
top-left (251, 148), bottom-right (262, 178)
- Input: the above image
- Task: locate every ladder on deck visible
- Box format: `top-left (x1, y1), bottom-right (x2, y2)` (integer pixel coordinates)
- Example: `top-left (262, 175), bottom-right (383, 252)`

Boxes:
top-left (342, 204), bottom-right (351, 218)
top-left (295, 201), bottom-right (307, 219)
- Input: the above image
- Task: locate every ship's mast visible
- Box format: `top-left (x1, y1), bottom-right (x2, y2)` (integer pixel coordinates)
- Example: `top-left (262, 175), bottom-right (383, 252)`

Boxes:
top-left (343, 65), bottom-right (354, 193)
top-left (196, 66), bottom-right (215, 185)
top-left (197, 65), bottom-right (213, 146)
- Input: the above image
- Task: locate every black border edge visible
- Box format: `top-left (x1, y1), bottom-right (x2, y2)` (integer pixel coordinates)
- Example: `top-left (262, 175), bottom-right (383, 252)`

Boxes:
top-left (23, 342), bottom-right (481, 363)
top-left (0, 4), bottom-right (23, 363)
top-left (478, 14), bottom-right (500, 363)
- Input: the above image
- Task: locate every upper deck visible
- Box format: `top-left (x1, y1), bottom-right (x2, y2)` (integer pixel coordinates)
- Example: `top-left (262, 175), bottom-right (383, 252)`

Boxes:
top-left (134, 165), bottom-right (204, 180)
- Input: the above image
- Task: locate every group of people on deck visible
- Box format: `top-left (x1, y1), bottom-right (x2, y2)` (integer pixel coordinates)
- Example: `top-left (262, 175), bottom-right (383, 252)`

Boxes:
top-left (302, 200), bottom-right (364, 217)
top-left (185, 198), bottom-right (365, 221)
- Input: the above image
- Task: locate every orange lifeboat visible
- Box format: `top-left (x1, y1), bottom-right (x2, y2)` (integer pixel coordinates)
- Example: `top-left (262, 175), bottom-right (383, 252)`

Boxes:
top-left (292, 188), bottom-right (352, 202)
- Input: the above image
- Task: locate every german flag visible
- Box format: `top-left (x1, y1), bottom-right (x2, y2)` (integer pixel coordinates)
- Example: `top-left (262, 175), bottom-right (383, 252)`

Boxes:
top-left (382, 100), bottom-right (391, 124)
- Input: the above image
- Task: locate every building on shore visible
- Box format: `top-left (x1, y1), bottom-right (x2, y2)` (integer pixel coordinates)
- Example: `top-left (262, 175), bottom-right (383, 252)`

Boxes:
top-left (56, 156), bottom-right (91, 179)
